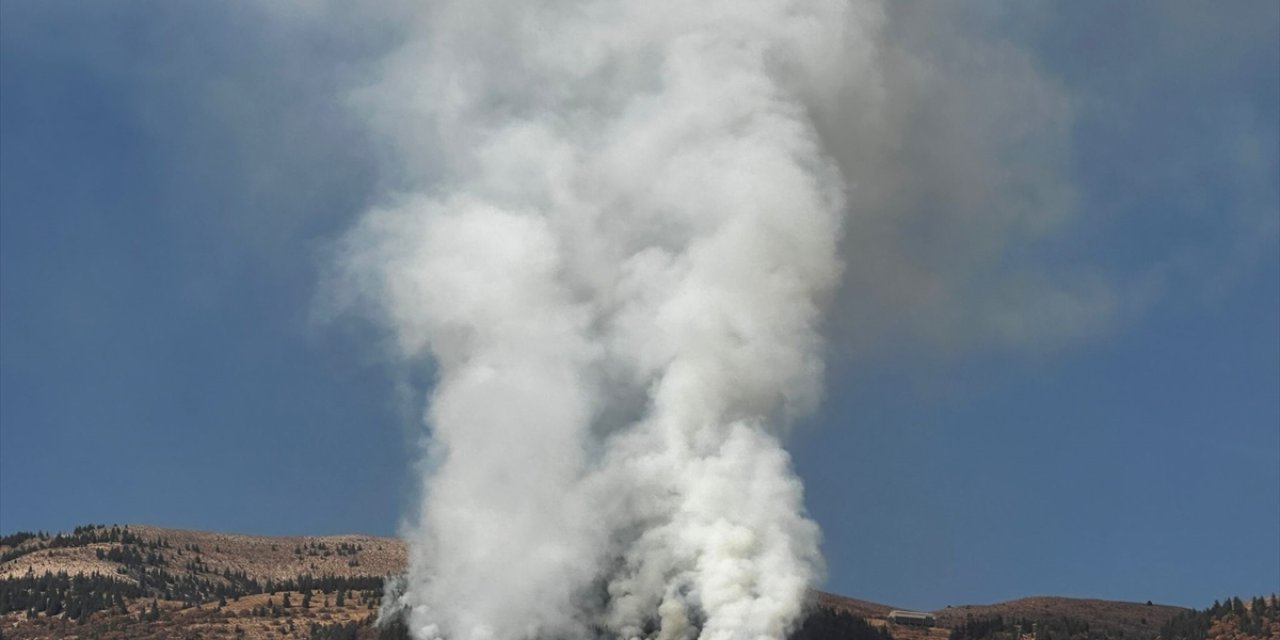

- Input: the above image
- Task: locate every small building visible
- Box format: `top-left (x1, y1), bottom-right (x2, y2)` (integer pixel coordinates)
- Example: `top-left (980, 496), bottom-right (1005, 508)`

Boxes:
top-left (888, 610), bottom-right (936, 627)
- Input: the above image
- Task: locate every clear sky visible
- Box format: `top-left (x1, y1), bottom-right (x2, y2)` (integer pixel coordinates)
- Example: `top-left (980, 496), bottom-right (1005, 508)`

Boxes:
top-left (1, 0), bottom-right (1277, 614)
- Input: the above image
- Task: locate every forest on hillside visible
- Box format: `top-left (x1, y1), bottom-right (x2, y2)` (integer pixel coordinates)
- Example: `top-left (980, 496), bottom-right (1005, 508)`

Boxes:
top-left (946, 596), bottom-right (1280, 640)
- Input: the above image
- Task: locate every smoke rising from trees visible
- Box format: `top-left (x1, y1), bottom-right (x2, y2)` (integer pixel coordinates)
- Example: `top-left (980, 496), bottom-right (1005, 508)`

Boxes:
top-left (326, 1), bottom-right (1278, 638)
top-left (338, 1), bottom-right (863, 638)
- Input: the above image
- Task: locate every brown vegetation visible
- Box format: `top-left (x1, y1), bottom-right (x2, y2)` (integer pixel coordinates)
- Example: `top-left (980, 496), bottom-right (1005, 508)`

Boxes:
top-left (933, 596), bottom-right (1187, 639)
top-left (0, 524), bottom-right (406, 584)
top-left (4, 524), bottom-right (1251, 640)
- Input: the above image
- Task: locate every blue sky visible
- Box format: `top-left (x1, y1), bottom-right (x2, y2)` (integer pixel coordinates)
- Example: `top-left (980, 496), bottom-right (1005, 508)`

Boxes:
top-left (1, 1), bottom-right (1277, 613)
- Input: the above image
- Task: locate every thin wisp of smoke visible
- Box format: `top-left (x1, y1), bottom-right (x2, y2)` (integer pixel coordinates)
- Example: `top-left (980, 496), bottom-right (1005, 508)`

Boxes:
top-left (339, 1), bottom-right (870, 638)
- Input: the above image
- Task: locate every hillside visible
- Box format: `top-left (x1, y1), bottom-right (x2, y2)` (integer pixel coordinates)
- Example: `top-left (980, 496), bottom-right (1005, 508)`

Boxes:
top-left (1, 524), bottom-right (406, 584)
top-left (1, 524), bottom-right (406, 639)
top-left (813, 595), bottom-right (1191, 640)
top-left (2, 524), bottom-right (1267, 640)
top-left (935, 596), bottom-right (1187, 639)
top-left (1159, 597), bottom-right (1280, 640)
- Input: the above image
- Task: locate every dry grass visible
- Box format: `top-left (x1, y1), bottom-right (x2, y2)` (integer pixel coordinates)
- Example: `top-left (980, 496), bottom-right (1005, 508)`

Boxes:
top-left (0, 544), bottom-right (123, 582)
top-left (1, 595), bottom-right (384, 640)
top-left (0, 525), bottom-right (405, 639)
top-left (816, 591), bottom-right (1189, 640)
top-left (812, 591), bottom-right (895, 619)
top-left (0, 524), bottom-right (407, 584)
top-left (127, 524), bottom-right (407, 582)
top-left (934, 596), bottom-right (1187, 639)
top-left (0, 525), bottom-right (1203, 640)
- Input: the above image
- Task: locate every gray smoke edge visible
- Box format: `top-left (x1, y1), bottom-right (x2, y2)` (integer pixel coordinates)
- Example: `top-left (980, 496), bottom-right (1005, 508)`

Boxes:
top-left (820, 3), bottom-right (1129, 362)
top-left (817, 1), bottom-right (1278, 364)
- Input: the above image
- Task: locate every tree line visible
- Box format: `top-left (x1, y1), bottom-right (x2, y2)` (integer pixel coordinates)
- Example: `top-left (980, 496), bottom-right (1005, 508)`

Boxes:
top-left (949, 614), bottom-right (1105, 640)
top-left (1160, 595), bottom-right (1279, 640)
top-left (0, 567), bottom-right (390, 623)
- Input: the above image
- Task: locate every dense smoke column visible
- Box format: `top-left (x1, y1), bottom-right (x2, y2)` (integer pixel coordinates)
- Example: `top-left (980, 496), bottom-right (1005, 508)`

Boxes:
top-left (341, 1), bottom-right (876, 638)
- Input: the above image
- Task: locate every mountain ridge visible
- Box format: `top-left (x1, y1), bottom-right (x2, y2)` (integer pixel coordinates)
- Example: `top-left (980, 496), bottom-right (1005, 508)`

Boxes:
top-left (2, 523), bottom-right (1263, 640)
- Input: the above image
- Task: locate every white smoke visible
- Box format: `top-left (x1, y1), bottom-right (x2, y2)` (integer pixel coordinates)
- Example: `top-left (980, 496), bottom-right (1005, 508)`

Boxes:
top-left (338, 1), bottom-right (875, 638)
top-left (322, 0), bottom-right (1280, 637)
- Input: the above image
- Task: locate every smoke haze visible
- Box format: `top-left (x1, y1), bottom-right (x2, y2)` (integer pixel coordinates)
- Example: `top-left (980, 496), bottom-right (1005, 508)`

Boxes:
top-left (326, 1), bottom-right (1280, 639)
top-left (0, 0), bottom-right (1275, 625)
top-left (338, 1), bottom-right (868, 638)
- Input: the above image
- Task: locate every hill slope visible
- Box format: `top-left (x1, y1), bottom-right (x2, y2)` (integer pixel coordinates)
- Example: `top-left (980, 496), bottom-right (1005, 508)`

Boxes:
top-left (935, 596), bottom-right (1187, 639)
top-left (1, 524), bottom-right (405, 584)
top-left (2, 523), bottom-right (1261, 640)
top-left (1, 524), bottom-right (405, 639)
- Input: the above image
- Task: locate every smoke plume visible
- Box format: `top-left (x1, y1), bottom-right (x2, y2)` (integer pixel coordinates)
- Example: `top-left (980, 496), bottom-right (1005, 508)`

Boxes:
top-left (338, 1), bottom-right (872, 638)
top-left (326, 0), bottom-right (1280, 637)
